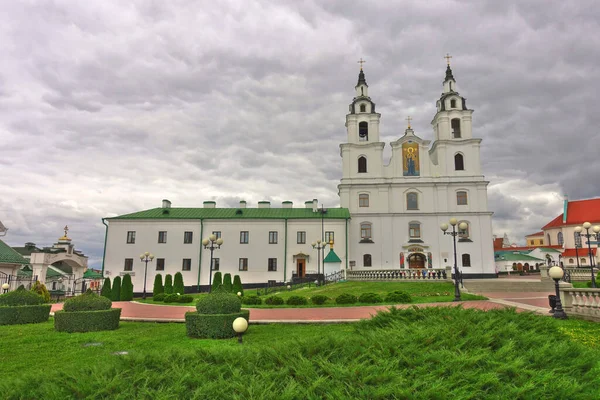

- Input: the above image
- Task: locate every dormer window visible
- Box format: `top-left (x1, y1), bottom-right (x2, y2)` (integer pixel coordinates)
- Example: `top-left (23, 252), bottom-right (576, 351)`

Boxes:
top-left (450, 99), bottom-right (456, 108)
top-left (359, 122), bottom-right (368, 141)
top-left (360, 104), bottom-right (366, 112)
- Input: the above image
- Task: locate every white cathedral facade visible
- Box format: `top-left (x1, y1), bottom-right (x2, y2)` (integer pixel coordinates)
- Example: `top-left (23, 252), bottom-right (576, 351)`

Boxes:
top-left (102, 63), bottom-right (495, 292)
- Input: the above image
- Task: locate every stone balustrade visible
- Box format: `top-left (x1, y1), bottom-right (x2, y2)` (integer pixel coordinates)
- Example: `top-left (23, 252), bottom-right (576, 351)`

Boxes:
top-left (346, 267), bottom-right (451, 282)
top-left (560, 287), bottom-right (600, 321)
top-left (541, 266), bottom-right (597, 282)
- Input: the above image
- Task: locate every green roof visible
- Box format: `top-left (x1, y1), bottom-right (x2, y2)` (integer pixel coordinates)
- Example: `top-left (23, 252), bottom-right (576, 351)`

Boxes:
top-left (46, 267), bottom-right (66, 279)
top-left (495, 253), bottom-right (544, 262)
top-left (108, 207), bottom-right (351, 220)
top-left (323, 249), bottom-right (342, 263)
top-left (83, 269), bottom-right (103, 279)
top-left (0, 240), bottom-right (29, 265)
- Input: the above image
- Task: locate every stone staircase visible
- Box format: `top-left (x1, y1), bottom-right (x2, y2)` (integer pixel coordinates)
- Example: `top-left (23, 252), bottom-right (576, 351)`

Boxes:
top-left (462, 279), bottom-right (555, 293)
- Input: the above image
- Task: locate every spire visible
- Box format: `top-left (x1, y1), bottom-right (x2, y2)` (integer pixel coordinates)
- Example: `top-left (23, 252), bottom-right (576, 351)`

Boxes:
top-left (357, 69), bottom-right (367, 86)
top-left (444, 65), bottom-right (455, 83)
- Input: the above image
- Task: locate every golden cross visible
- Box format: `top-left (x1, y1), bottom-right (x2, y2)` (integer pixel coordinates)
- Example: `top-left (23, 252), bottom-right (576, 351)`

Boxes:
top-left (64, 225), bottom-right (69, 236)
top-left (444, 53), bottom-right (452, 66)
top-left (357, 58), bottom-right (366, 70)
top-left (406, 116), bottom-right (412, 129)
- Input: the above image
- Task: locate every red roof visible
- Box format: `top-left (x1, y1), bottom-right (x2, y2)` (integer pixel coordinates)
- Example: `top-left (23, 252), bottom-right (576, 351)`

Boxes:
top-left (493, 238), bottom-right (504, 251)
top-left (542, 198), bottom-right (600, 230)
top-left (497, 245), bottom-right (563, 252)
top-left (562, 248), bottom-right (597, 257)
top-left (525, 231), bottom-right (544, 237)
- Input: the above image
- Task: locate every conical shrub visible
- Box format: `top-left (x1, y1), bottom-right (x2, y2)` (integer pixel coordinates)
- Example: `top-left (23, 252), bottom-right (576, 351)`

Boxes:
top-left (173, 272), bottom-right (185, 295)
top-left (111, 276), bottom-right (121, 301)
top-left (153, 274), bottom-right (164, 297)
top-left (100, 278), bottom-right (111, 299)
top-left (233, 275), bottom-right (243, 296)
top-left (223, 273), bottom-right (233, 293)
top-left (121, 274), bottom-right (133, 301)
top-left (211, 271), bottom-right (222, 292)
top-left (164, 274), bottom-right (173, 294)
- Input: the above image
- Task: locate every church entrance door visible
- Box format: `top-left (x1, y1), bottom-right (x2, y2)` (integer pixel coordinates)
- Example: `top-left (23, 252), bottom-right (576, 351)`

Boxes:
top-left (296, 259), bottom-right (306, 278)
top-left (408, 253), bottom-right (426, 269)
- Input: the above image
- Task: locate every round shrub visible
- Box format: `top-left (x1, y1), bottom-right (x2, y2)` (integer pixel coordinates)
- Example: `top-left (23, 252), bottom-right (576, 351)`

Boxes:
top-left (385, 291), bottom-right (412, 303)
top-left (241, 295), bottom-right (262, 305)
top-left (311, 295), bottom-right (329, 305)
top-left (31, 281), bottom-right (50, 303)
top-left (0, 287), bottom-right (44, 306)
top-left (63, 290), bottom-right (112, 312)
top-left (163, 294), bottom-right (180, 303)
top-left (178, 295), bottom-right (194, 303)
top-left (335, 293), bottom-right (358, 304)
top-left (153, 293), bottom-right (166, 301)
top-left (359, 293), bottom-right (383, 304)
top-left (265, 296), bottom-right (284, 305)
top-left (196, 291), bottom-right (241, 314)
top-left (286, 296), bottom-right (308, 306)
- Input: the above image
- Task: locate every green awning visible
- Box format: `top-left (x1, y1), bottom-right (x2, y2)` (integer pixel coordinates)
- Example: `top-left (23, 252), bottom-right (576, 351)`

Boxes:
top-left (323, 249), bottom-right (342, 263)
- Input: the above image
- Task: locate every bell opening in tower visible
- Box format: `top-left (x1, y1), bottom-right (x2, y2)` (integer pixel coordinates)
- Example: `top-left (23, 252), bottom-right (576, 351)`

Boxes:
top-left (359, 121), bottom-right (368, 141)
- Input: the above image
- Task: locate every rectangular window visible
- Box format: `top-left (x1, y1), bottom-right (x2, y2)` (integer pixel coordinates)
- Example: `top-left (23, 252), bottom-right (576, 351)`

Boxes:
top-left (361, 223), bottom-right (372, 240)
top-left (211, 258), bottom-right (220, 271)
top-left (239, 258), bottom-right (248, 271)
top-left (269, 231), bottom-right (278, 244)
top-left (457, 191), bottom-right (468, 205)
top-left (268, 258), bottom-right (277, 271)
top-left (212, 231), bottom-right (221, 239)
top-left (126, 231), bottom-right (136, 244)
top-left (124, 258), bottom-right (133, 271)
top-left (462, 254), bottom-right (471, 267)
top-left (158, 231), bottom-right (167, 243)
top-left (240, 231), bottom-right (249, 244)
top-left (407, 193), bottom-right (418, 210)
top-left (325, 231), bottom-right (335, 244)
top-left (297, 231), bottom-right (306, 244)
top-left (359, 194), bottom-right (369, 207)
top-left (156, 258), bottom-right (165, 271)
top-left (363, 254), bottom-right (372, 267)
top-left (459, 223), bottom-right (470, 239)
top-left (409, 223), bottom-right (421, 238)
top-left (182, 258), bottom-right (191, 271)
top-left (184, 231), bottom-right (193, 244)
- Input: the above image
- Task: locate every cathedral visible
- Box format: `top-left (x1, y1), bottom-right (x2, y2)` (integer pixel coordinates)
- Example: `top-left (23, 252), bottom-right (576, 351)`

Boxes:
top-left (101, 60), bottom-right (496, 291)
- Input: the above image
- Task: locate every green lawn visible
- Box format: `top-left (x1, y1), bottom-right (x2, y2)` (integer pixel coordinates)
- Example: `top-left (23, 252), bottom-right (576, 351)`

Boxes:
top-left (2, 308), bottom-right (600, 398)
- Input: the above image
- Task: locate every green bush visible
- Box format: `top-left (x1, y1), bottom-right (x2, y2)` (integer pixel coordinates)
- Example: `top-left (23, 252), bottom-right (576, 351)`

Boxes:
top-left (30, 281), bottom-right (50, 303)
top-left (196, 291), bottom-right (241, 314)
top-left (223, 273), bottom-right (233, 293)
top-left (335, 293), bottom-right (358, 304)
top-left (153, 293), bottom-right (166, 301)
top-left (385, 291), bottom-right (412, 303)
top-left (54, 308), bottom-right (121, 333)
top-left (286, 296), bottom-right (308, 306)
top-left (0, 304), bottom-right (51, 325)
top-left (63, 290), bottom-right (112, 312)
top-left (0, 287), bottom-right (44, 306)
top-left (233, 275), bottom-right (244, 296)
top-left (173, 272), bottom-right (185, 295)
top-left (164, 274), bottom-right (173, 294)
top-left (164, 294), bottom-right (180, 303)
top-left (100, 278), bottom-right (111, 299)
top-left (265, 296), bottom-right (284, 305)
top-left (359, 292), bottom-right (383, 303)
top-left (153, 274), bottom-right (164, 297)
top-left (212, 272), bottom-right (222, 292)
top-left (111, 276), bottom-right (122, 301)
top-left (241, 295), bottom-right (262, 305)
top-left (121, 274), bottom-right (134, 301)
top-left (178, 295), bottom-right (194, 303)
top-left (185, 310), bottom-right (249, 339)
top-left (310, 295), bottom-right (329, 305)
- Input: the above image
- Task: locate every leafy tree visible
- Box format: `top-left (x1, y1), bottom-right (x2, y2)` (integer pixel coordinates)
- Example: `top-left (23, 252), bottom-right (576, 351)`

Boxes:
top-left (153, 274), bottom-right (164, 297)
top-left (232, 275), bottom-right (243, 296)
top-left (164, 274), bottom-right (173, 294)
top-left (111, 276), bottom-right (122, 301)
top-left (100, 278), bottom-right (111, 299)
top-left (30, 281), bottom-right (50, 303)
top-left (121, 274), bottom-right (134, 301)
top-left (222, 273), bottom-right (233, 293)
top-left (211, 271), bottom-right (222, 292)
top-left (173, 272), bottom-right (185, 295)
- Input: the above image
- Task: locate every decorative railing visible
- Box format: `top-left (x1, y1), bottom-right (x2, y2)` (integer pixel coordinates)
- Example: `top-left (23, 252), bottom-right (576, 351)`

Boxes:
top-left (541, 266), bottom-right (597, 282)
top-left (561, 288), bottom-right (600, 321)
top-left (346, 268), bottom-right (449, 281)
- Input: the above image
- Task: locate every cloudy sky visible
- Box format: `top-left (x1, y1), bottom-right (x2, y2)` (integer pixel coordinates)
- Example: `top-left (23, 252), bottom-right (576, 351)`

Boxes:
top-left (1, 0), bottom-right (599, 268)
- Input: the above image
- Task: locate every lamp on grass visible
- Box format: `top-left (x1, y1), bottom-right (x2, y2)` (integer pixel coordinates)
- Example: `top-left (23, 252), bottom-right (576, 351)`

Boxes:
top-left (548, 266), bottom-right (567, 319)
top-left (203, 234), bottom-right (224, 293)
top-left (232, 317), bottom-right (248, 344)
top-left (139, 252), bottom-right (154, 300)
top-left (2, 283), bottom-right (9, 293)
top-left (441, 218), bottom-right (468, 302)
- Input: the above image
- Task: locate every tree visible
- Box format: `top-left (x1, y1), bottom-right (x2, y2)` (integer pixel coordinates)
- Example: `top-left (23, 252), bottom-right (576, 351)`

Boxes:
top-left (222, 273), bottom-right (233, 293)
top-left (153, 274), bottom-right (164, 297)
top-left (211, 271), bottom-right (222, 292)
top-left (164, 274), bottom-right (173, 294)
top-left (233, 275), bottom-right (243, 296)
top-left (111, 276), bottom-right (122, 301)
top-left (121, 274), bottom-right (134, 301)
top-left (173, 272), bottom-right (185, 295)
top-left (101, 278), bottom-right (111, 299)
top-left (31, 281), bottom-right (50, 303)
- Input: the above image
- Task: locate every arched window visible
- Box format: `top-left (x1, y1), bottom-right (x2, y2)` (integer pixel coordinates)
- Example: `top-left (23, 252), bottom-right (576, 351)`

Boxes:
top-left (450, 99), bottom-right (456, 108)
top-left (581, 258), bottom-right (587, 264)
top-left (575, 232), bottom-right (582, 248)
top-left (557, 232), bottom-right (564, 246)
top-left (360, 223), bottom-right (372, 240)
top-left (406, 192), bottom-right (418, 210)
top-left (454, 154), bottom-right (464, 171)
top-left (451, 118), bottom-right (461, 138)
top-left (359, 194), bottom-right (369, 207)
top-left (462, 254), bottom-right (471, 267)
top-left (456, 191), bottom-right (468, 205)
top-left (360, 104), bottom-right (366, 112)
top-left (363, 254), bottom-right (372, 267)
top-left (459, 222), bottom-right (470, 239)
top-left (409, 222), bottom-right (421, 239)
top-left (358, 121), bottom-right (368, 141)
top-left (569, 258), bottom-right (574, 264)
top-left (358, 156), bottom-right (367, 173)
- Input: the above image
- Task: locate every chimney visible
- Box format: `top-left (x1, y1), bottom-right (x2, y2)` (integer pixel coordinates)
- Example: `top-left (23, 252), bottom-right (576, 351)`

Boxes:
top-left (203, 201), bottom-right (216, 209)
top-left (305, 200), bottom-right (313, 209)
top-left (282, 201), bottom-right (293, 209)
top-left (162, 199), bottom-right (171, 209)
top-left (312, 199), bottom-right (318, 213)
top-left (258, 201), bottom-right (270, 209)
top-left (563, 195), bottom-right (568, 223)
top-left (239, 200), bottom-right (246, 209)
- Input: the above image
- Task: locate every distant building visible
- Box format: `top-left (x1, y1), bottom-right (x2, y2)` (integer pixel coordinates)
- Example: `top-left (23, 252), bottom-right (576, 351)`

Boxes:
top-left (524, 231), bottom-right (545, 247)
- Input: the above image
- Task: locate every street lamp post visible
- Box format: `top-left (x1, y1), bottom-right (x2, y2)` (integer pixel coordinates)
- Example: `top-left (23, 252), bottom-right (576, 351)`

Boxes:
top-left (441, 218), bottom-right (468, 302)
top-left (575, 223), bottom-right (600, 288)
top-left (202, 234), bottom-right (224, 293)
top-left (139, 252), bottom-right (154, 300)
top-left (548, 266), bottom-right (568, 319)
top-left (312, 240), bottom-right (326, 285)
top-left (2, 283), bottom-right (9, 293)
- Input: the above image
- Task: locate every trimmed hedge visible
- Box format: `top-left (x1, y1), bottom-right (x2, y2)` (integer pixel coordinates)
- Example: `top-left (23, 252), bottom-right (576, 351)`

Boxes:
top-left (153, 293), bottom-right (166, 301)
top-left (153, 274), bottom-right (164, 297)
top-left (63, 291), bottom-right (111, 312)
top-left (164, 293), bottom-right (180, 303)
top-left (223, 273), bottom-right (233, 293)
top-left (100, 278), bottom-right (111, 299)
top-left (241, 295), bottom-right (262, 305)
top-left (359, 293), bottom-right (383, 303)
top-left (286, 296), bottom-right (308, 306)
top-left (164, 274), bottom-right (173, 294)
top-left (185, 310), bottom-right (249, 339)
top-left (178, 295), bottom-right (194, 303)
top-left (212, 272), bottom-right (223, 292)
top-left (121, 274), bottom-right (134, 301)
top-left (232, 275), bottom-right (243, 296)
top-left (335, 293), bottom-right (358, 304)
top-left (54, 308), bottom-right (121, 333)
top-left (265, 296), bottom-right (284, 305)
top-left (385, 291), bottom-right (412, 303)
top-left (0, 304), bottom-right (51, 325)
top-left (310, 295), bottom-right (329, 305)
top-left (196, 292), bottom-right (241, 314)
top-left (0, 287), bottom-right (44, 306)
top-left (173, 272), bottom-right (185, 295)
top-left (111, 276), bottom-right (121, 301)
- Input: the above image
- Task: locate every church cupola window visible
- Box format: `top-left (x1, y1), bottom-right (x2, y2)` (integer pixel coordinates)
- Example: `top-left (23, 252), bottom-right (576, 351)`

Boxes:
top-left (360, 104), bottom-right (366, 112)
top-left (407, 192), bottom-right (418, 210)
top-left (358, 156), bottom-right (367, 173)
top-left (358, 122), bottom-right (369, 141)
top-left (454, 154), bottom-right (464, 171)
top-left (450, 99), bottom-right (456, 108)
top-left (451, 118), bottom-right (461, 138)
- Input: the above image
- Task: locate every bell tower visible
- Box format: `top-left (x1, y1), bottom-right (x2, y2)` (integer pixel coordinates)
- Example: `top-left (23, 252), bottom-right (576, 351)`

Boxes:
top-left (345, 59), bottom-right (381, 144)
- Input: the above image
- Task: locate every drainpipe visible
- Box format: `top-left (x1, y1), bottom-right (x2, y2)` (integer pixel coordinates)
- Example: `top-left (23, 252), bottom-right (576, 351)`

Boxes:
top-left (345, 218), bottom-right (349, 270)
top-left (284, 218), bottom-right (288, 282)
top-left (101, 218), bottom-right (108, 276)
top-left (197, 219), bottom-right (204, 292)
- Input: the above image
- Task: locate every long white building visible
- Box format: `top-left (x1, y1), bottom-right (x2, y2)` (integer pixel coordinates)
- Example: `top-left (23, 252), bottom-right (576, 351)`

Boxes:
top-left (102, 62), bottom-right (496, 291)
